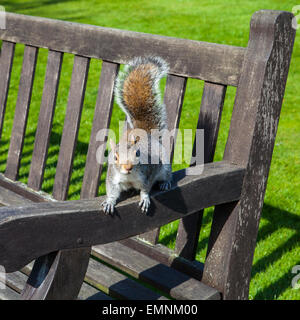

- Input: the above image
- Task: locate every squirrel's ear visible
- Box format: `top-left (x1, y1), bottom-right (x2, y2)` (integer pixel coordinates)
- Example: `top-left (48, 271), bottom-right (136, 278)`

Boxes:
top-left (135, 135), bottom-right (140, 144)
top-left (109, 139), bottom-right (116, 152)
top-left (129, 134), bottom-right (140, 145)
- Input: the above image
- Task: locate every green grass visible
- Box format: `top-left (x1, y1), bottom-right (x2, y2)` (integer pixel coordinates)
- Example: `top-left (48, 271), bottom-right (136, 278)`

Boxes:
top-left (0, 0), bottom-right (299, 300)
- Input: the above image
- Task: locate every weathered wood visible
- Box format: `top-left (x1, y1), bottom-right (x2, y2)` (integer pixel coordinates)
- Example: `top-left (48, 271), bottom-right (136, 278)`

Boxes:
top-left (202, 10), bottom-right (296, 300)
top-left (139, 75), bottom-right (187, 245)
top-left (81, 61), bottom-right (119, 199)
top-left (21, 249), bottom-right (91, 300)
top-left (193, 82), bottom-right (227, 164)
top-left (0, 41), bottom-right (15, 139)
top-left (0, 161), bottom-right (245, 272)
top-left (164, 75), bottom-right (187, 154)
top-left (21, 256), bottom-right (114, 300)
top-left (52, 55), bottom-right (90, 201)
top-left (0, 185), bottom-right (33, 206)
top-left (28, 50), bottom-right (63, 191)
top-left (0, 173), bottom-right (53, 203)
top-left (45, 55), bottom-right (90, 300)
top-left (5, 45), bottom-right (38, 181)
top-left (78, 282), bottom-right (113, 300)
top-left (0, 171), bottom-right (90, 300)
top-left (93, 241), bottom-right (220, 300)
top-left (0, 13), bottom-right (245, 86)
top-left (3, 261), bottom-right (113, 301)
top-left (175, 82), bottom-right (226, 260)
top-left (85, 258), bottom-right (168, 300)
top-left (3, 271), bottom-right (27, 293)
top-left (120, 237), bottom-right (204, 281)
top-left (0, 285), bottom-right (21, 300)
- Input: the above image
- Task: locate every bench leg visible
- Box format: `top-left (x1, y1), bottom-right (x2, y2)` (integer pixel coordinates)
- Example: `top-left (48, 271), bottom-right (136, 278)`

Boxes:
top-left (21, 248), bottom-right (90, 300)
top-left (202, 10), bottom-right (295, 299)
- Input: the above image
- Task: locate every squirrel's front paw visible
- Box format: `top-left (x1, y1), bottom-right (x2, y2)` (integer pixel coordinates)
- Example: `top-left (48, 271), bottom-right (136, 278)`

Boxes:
top-left (101, 199), bottom-right (115, 215)
top-left (139, 194), bottom-right (151, 214)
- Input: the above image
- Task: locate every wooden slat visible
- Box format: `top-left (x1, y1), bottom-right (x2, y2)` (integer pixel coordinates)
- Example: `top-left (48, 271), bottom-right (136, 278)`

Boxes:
top-left (4, 271), bottom-right (27, 293)
top-left (5, 45), bottom-right (38, 181)
top-left (164, 75), bottom-right (187, 160)
top-left (44, 54), bottom-right (91, 300)
top-left (21, 260), bottom-right (113, 300)
top-left (0, 13), bottom-right (245, 86)
top-left (0, 41), bottom-right (15, 139)
top-left (0, 285), bottom-right (20, 300)
top-left (175, 82), bottom-right (226, 260)
top-left (78, 282), bottom-right (113, 300)
top-left (0, 185), bottom-right (33, 206)
top-left (0, 173), bottom-right (54, 203)
top-left (81, 61), bottom-right (119, 199)
top-left (85, 258), bottom-right (168, 300)
top-left (192, 82), bottom-right (227, 164)
top-left (0, 268), bottom-right (27, 300)
top-left (92, 242), bottom-right (220, 300)
top-left (52, 55), bottom-right (90, 201)
top-left (121, 237), bottom-right (204, 281)
top-left (0, 161), bottom-right (245, 273)
top-left (27, 50), bottom-right (63, 191)
top-left (138, 75), bottom-right (187, 245)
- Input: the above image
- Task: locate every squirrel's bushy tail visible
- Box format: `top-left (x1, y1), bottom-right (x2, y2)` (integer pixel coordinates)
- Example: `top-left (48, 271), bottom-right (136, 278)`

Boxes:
top-left (114, 56), bottom-right (169, 132)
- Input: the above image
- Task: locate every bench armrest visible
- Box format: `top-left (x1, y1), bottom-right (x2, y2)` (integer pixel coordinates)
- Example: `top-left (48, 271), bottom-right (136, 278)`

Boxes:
top-left (0, 161), bottom-right (245, 272)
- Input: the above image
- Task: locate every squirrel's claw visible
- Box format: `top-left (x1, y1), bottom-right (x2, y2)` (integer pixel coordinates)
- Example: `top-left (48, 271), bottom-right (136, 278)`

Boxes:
top-left (159, 181), bottom-right (171, 191)
top-left (139, 196), bottom-right (151, 214)
top-left (101, 200), bottom-right (115, 215)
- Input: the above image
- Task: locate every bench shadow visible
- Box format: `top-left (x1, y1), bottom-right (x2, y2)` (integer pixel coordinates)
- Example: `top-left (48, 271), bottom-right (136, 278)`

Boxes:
top-left (155, 202), bottom-right (300, 300)
top-left (251, 203), bottom-right (300, 300)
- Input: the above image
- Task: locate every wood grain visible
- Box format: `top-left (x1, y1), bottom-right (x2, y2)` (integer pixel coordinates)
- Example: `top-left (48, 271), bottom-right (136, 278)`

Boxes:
top-left (0, 173), bottom-right (53, 203)
top-left (93, 241), bottom-right (220, 300)
top-left (52, 55), bottom-right (90, 201)
top-left (5, 45), bottom-right (38, 181)
top-left (0, 161), bottom-right (245, 272)
top-left (28, 50), bottom-right (63, 191)
top-left (175, 82), bottom-right (226, 260)
top-left (0, 12), bottom-right (245, 86)
top-left (85, 258), bottom-right (168, 300)
top-left (202, 10), bottom-right (296, 299)
top-left (81, 61), bottom-right (119, 199)
top-left (0, 41), bottom-right (15, 139)
top-left (121, 237), bottom-right (204, 281)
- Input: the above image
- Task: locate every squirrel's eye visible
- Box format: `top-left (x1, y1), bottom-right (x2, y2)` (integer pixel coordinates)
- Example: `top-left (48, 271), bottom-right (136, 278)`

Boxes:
top-left (136, 149), bottom-right (140, 157)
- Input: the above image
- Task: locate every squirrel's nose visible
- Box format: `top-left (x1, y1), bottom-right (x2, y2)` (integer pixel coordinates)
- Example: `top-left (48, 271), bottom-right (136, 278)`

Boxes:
top-left (121, 163), bottom-right (133, 174)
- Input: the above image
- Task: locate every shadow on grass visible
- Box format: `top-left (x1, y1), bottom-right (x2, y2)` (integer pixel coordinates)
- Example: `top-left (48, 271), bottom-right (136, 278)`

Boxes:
top-left (251, 204), bottom-right (300, 299)
top-left (159, 203), bottom-right (300, 300)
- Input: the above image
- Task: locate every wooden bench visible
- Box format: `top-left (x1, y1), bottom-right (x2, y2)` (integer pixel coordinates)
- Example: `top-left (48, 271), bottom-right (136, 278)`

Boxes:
top-left (0, 10), bottom-right (295, 300)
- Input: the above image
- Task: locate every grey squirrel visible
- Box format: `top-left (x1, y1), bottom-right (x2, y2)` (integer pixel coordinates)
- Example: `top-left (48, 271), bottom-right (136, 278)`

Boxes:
top-left (101, 56), bottom-right (172, 214)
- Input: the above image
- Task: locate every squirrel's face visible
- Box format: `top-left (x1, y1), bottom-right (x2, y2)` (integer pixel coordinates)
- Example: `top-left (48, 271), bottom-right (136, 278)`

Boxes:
top-left (109, 131), bottom-right (141, 175)
top-left (113, 147), bottom-right (141, 175)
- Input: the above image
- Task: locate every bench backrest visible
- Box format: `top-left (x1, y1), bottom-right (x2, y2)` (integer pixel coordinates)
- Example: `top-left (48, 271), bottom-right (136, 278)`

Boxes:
top-left (0, 11), bottom-right (295, 296)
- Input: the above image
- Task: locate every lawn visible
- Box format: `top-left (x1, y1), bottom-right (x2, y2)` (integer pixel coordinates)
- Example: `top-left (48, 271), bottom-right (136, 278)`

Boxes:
top-left (0, 0), bottom-right (299, 300)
